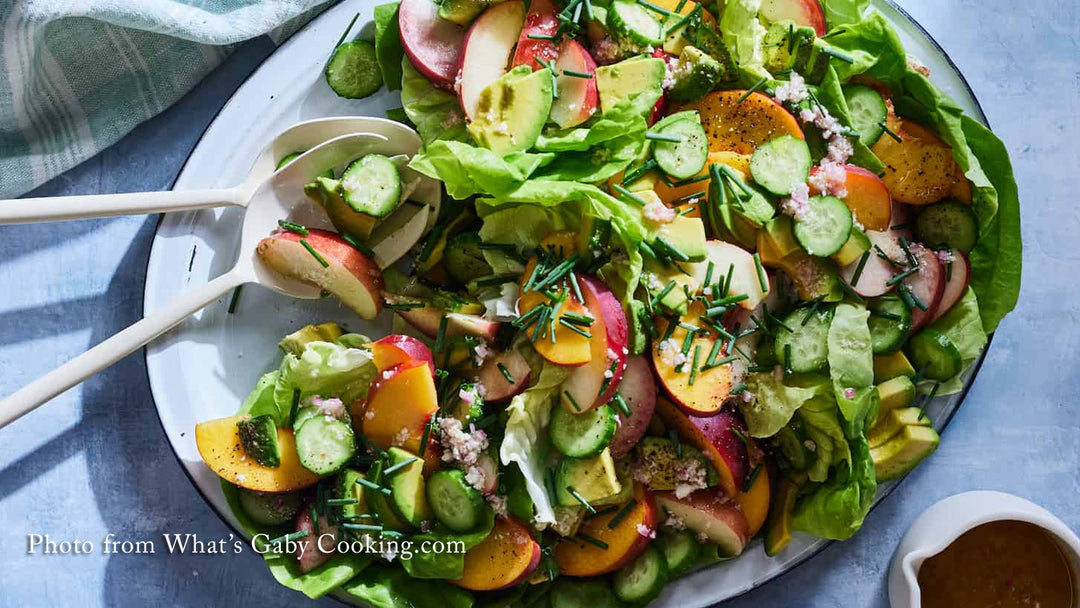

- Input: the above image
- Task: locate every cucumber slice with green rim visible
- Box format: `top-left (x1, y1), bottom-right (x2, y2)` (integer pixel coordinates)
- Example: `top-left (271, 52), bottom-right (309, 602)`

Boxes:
top-left (237, 487), bottom-right (300, 526)
top-left (842, 84), bottom-right (887, 146)
top-left (906, 329), bottom-right (962, 381)
top-left (550, 578), bottom-right (620, 608)
top-left (340, 154), bottom-right (402, 218)
top-left (868, 295), bottom-right (913, 355)
top-left (386, 447), bottom-right (433, 527)
top-left (236, 415), bottom-right (281, 468)
top-left (294, 415), bottom-right (356, 475)
top-left (607, 0), bottom-right (665, 46)
top-left (793, 195), bottom-right (853, 257)
top-left (325, 40), bottom-right (383, 99)
top-left (613, 546), bottom-right (669, 604)
top-left (549, 403), bottom-right (618, 457)
top-left (652, 113), bottom-right (709, 180)
top-left (654, 529), bottom-right (699, 576)
top-left (914, 201), bottom-right (979, 252)
top-left (749, 135), bottom-right (812, 196)
top-left (774, 307), bottom-right (833, 373)
top-left (426, 469), bottom-right (487, 532)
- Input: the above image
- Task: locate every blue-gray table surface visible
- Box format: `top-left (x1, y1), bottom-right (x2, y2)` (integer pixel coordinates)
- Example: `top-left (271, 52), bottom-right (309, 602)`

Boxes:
top-left (1, 0), bottom-right (1077, 605)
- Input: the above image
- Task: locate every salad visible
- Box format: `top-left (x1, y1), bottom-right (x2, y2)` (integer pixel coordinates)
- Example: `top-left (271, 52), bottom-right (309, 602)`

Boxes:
top-left (194, 0), bottom-right (1021, 604)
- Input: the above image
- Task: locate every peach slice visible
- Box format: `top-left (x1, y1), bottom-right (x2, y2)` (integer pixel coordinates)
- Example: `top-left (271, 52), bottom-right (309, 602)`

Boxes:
top-left (871, 117), bottom-right (967, 206)
top-left (652, 303), bottom-right (735, 417)
top-left (458, 0), bottom-right (525, 119)
top-left (608, 355), bottom-right (658, 458)
top-left (653, 151), bottom-right (750, 208)
top-left (760, 0), bottom-right (826, 35)
top-left (906, 245), bottom-right (945, 331)
top-left (683, 91), bottom-right (804, 155)
top-left (732, 463), bottom-right (770, 537)
top-left (358, 361), bottom-right (438, 454)
top-left (453, 517), bottom-right (542, 591)
top-left (554, 483), bottom-right (657, 576)
top-left (519, 280), bottom-right (592, 367)
top-left (195, 416), bottom-right (322, 492)
top-left (654, 487), bottom-right (751, 557)
top-left (256, 229), bottom-right (383, 319)
top-left (399, 0), bottom-right (466, 88)
top-left (510, 0), bottom-right (560, 71)
top-left (560, 275), bottom-right (628, 412)
top-left (810, 165), bottom-right (892, 231)
top-left (550, 38), bottom-right (599, 128)
top-left (931, 249), bottom-right (970, 323)
top-left (371, 334), bottom-right (435, 376)
top-left (654, 398), bottom-right (750, 498)
top-left (469, 349), bottom-right (532, 402)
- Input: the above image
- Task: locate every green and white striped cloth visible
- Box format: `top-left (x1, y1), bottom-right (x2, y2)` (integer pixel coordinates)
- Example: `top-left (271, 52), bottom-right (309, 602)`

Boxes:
top-left (0, 0), bottom-right (332, 199)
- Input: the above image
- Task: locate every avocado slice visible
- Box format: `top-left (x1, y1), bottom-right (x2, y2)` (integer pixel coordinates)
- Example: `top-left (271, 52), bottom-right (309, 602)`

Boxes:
top-left (438, 0), bottom-right (487, 25)
top-left (762, 20), bottom-right (816, 75)
top-left (626, 299), bottom-right (650, 356)
top-left (762, 216), bottom-right (803, 260)
top-left (593, 456), bottom-right (635, 506)
top-left (643, 258), bottom-right (692, 315)
top-left (336, 468), bottom-right (372, 521)
top-left (595, 56), bottom-right (666, 115)
top-left (875, 375), bottom-right (917, 419)
top-left (780, 254), bottom-right (844, 302)
top-left (632, 437), bottom-right (720, 490)
top-left (386, 447), bottom-right (433, 527)
top-left (444, 232), bottom-right (494, 284)
top-left (873, 350), bottom-right (917, 383)
top-left (871, 425), bottom-right (940, 481)
top-left (868, 406), bottom-right (932, 449)
top-left (468, 66), bottom-right (554, 155)
top-left (368, 459), bottom-right (413, 531)
top-left (668, 46), bottom-right (724, 104)
top-left (236, 415), bottom-right (281, 468)
top-left (657, 216), bottom-right (708, 262)
top-left (556, 447), bottom-right (623, 506)
top-left (832, 227), bottom-right (871, 267)
top-left (305, 176), bottom-right (378, 241)
top-left (279, 322), bottom-right (345, 356)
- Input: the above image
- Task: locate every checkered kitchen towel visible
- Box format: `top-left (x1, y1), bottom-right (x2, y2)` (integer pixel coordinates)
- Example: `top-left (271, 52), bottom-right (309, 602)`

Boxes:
top-left (0, 0), bottom-right (332, 199)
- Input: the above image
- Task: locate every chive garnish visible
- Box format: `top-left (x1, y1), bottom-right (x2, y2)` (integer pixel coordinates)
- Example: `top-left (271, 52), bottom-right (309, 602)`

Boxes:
top-left (562, 69), bottom-right (593, 79)
top-left (898, 235), bottom-right (918, 267)
top-left (730, 383), bottom-right (748, 395)
top-left (669, 173), bottom-right (710, 188)
top-left (651, 280), bottom-right (677, 308)
top-left (527, 33), bottom-right (555, 40)
top-left (783, 344), bottom-right (793, 377)
top-left (356, 477), bottom-right (392, 496)
top-left (874, 244), bottom-right (904, 267)
top-left (900, 283), bottom-right (928, 310)
top-left (227, 285), bottom-right (243, 314)
top-left (919, 382), bottom-right (940, 420)
top-left (723, 262), bottom-right (735, 297)
top-left (709, 354), bottom-right (739, 367)
top-left (513, 303), bottom-right (546, 329)
top-left (383, 457), bottom-right (420, 476)
top-left (289, 389), bottom-right (301, 425)
top-left (586, 505), bottom-right (619, 520)
top-left (689, 345), bottom-right (702, 385)
top-left (497, 362), bottom-right (515, 384)
top-left (622, 159), bottom-right (658, 185)
top-left (562, 311), bottom-right (594, 325)
top-left (433, 315), bottom-right (448, 352)
top-left (886, 265), bottom-right (920, 286)
top-left (730, 426), bottom-right (753, 449)
top-left (819, 45), bottom-right (854, 64)
top-left (880, 121), bottom-right (903, 143)
top-left (299, 239), bottom-right (329, 268)
top-left (736, 77), bottom-right (769, 104)
top-left (474, 273), bottom-right (519, 287)
top-left (564, 390), bottom-right (582, 412)
top-left (558, 317), bottom-right (593, 338)
top-left (577, 533), bottom-right (609, 549)
top-left (531, 306), bottom-right (552, 342)
top-left (636, 0), bottom-right (673, 14)
top-left (612, 183), bottom-right (648, 206)
top-left (801, 298), bottom-right (824, 326)
top-left (613, 393), bottom-right (631, 417)
top-left (704, 338), bottom-right (723, 368)
top-left (741, 463), bottom-right (763, 492)
top-left (671, 190), bottom-right (706, 206)
top-left (704, 260), bottom-right (715, 288)
top-left (645, 131), bottom-right (682, 143)
top-left (566, 486), bottom-right (597, 514)
top-left (342, 523), bottom-right (384, 532)
top-left (608, 499), bottom-right (639, 530)
top-left (325, 498), bottom-right (358, 506)
top-left (870, 309), bottom-right (903, 321)
top-left (278, 219), bottom-right (309, 236)
top-left (889, 223), bottom-right (911, 231)
top-left (752, 253), bottom-right (768, 294)
top-left (262, 529), bottom-right (310, 551)
top-left (655, 236), bottom-right (690, 262)
top-left (679, 330), bottom-right (695, 356)
top-left (838, 277), bottom-right (865, 303)
top-left (851, 250), bottom-right (871, 287)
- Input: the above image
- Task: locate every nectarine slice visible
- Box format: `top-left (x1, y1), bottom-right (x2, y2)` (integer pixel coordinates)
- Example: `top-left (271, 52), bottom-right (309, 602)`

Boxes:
top-left (732, 462), bottom-right (770, 537)
top-left (654, 487), bottom-right (750, 557)
top-left (810, 165), bottom-right (893, 231)
top-left (554, 483), bottom-right (657, 576)
top-left (871, 117), bottom-right (966, 206)
top-left (196, 416), bottom-right (322, 492)
top-left (654, 398), bottom-right (750, 498)
top-left (358, 360), bottom-right (438, 454)
top-left (652, 303), bottom-right (735, 417)
top-left (453, 517), bottom-right (541, 591)
top-left (654, 151), bottom-right (751, 209)
top-left (683, 91), bottom-right (804, 155)
top-left (371, 334), bottom-right (435, 376)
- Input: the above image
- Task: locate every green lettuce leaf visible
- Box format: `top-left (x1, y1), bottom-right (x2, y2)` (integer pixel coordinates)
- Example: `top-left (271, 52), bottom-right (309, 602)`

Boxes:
top-left (787, 375), bottom-right (850, 482)
top-left (499, 358), bottom-right (569, 523)
top-left (239, 371), bottom-right (283, 421)
top-left (827, 302), bottom-right (878, 433)
top-left (740, 372), bottom-right (821, 438)
top-left (401, 57), bottom-right (468, 144)
top-left (409, 140), bottom-right (553, 199)
top-left (272, 341), bottom-right (377, 421)
top-left (400, 509), bottom-right (495, 579)
top-left (343, 563), bottom-right (475, 608)
top-left (374, 3), bottom-right (405, 91)
top-left (791, 432), bottom-right (876, 540)
top-left (922, 287), bottom-right (988, 394)
top-left (534, 96), bottom-right (648, 153)
top-left (821, 0), bottom-right (870, 29)
top-left (720, 0), bottom-right (769, 81)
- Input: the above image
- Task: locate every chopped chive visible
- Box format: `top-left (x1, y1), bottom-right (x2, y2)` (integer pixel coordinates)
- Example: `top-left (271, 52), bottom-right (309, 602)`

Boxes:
top-left (741, 463), bottom-right (763, 492)
top-left (558, 317), bottom-right (593, 338)
top-left (325, 498), bottom-right (358, 506)
top-left (674, 0), bottom-right (688, 10)
top-left (577, 533), bottom-right (609, 549)
top-left (880, 121), bottom-right (903, 143)
top-left (636, 0), bottom-right (673, 14)
top-left (677, 322), bottom-right (701, 333)
top-left (513, 303), bottom-right (547, 329)
top-left (562, 311), bottom-right (594, 325)
top-left (564, 390), bottom-right (582, 412)
top-left (730, 382), bottom-right (748, 395)
top-left (651, 280), bottom-right (677, 308)
top-left (850, 250), bottom-right (871, 287)
top-left (730, 426), bottom-right (752, 449)
top-left (433, 315), bottom-right (449, 353)
top-left (474, 273), bottom-right (520, 287)
top-left (655, 236), bottom-right (690, 262)
top-left (531, 305), bottom-right (552, 342)
top-left (801, 298), bottom-right (823, 326)
top-left (545, 467), bottom-right (559, 507)
top-left (342, 523), bottom-right (384, 532)
top-left (497, 362), bottom-right (515, 384)
top-left (870, 309), bottom-right (903, 321)
top-left (704, 260), bottom-right (715, 287)
top-left (680, 330), bottom-right (695, 356)
top-left (622, 158), bottom-right (658, 185)
top-left (612, 183), bottom-right (648, 206)
top-left (898, 236), bottom-right (918, 267)
top-left (688, 345), bottom-right (702, 385)
top-left (905, 284), bottom-right (929, 311)
top-left (523, 258), bottom-right (547, 292)
top-left (713, 293), bottom-right (749, 307)
top-left (227, 285), bottom-right (243, 314)
top-left (299, 239), bottom-right (329, 268)
top-left (736, 77), bottom-right (769, 104)
top-left (289, 389), bottom-right (301, 425)
top-left (705, 305), bottom-right (729, 318)
top-left (819, 45), bottom-right (854, 64)
top-left (946, 260), bottom-right (953, 282)
top-left (585, 505), bottom-right (619, 520)
top-left (837, 277), bottom-right (865, 303)
top-left (886, 265), bottom-right (920, 286)
top-left (566, 486), bottom-right (597, 514)
top-left (889, 223), bottom-right (911, 231)
top-left (383, 457), bottom-right (420, 476)
top-left (262, 529), bottom-right (310, 550)
top-left (723, 262), bottom-right (735, 297)
top-left (645, 131), bottom-right (683, 143)
top-left (708, 354), bottom-right (739, 368)
top-left (333, 12), bottom-right (362, 49)
top-left (278, 219), bottom-right (309, 235)
top-left (583, 0), bottom-right (594, 20)
top-left (919, 382), bottom-right (940, 420)
top-left (784, 344), bottom-right (793, 377)
top-left (562, 68), bottom-right (593, 79)
top-left (527, 33), bottom-right (555, 40)
top-left (342, 513), bottom-right (380, 520)
top-left (669, 173), bottom-right (710, 188)
top-left (356, 477), bottom-right (392, 496)
top-left (668, 427), bottom-right (682, 459)
top-left (753, 253), bottom-right (768, 293)
top-left (704, 338), bottom-right (724, 367)
top-left (607, 498), bottom-right (639, 530)
top-left (567, 269), bottom-right (585, 303)
top-left (874, 244), bottom-right (904, 267)
top-left (613, 393), bottom-right (631, 417)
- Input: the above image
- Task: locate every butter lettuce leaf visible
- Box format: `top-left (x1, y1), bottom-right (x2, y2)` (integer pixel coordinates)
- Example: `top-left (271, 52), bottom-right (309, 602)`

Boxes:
top-left (820, 0), bottom-right (870, 29)
top-left (272, 341), bottom-right (377, 421)
top-left (740, 372), bottom-right (821, 438)
top-left (400, 509), bottom-right (495, 579)
top-left (827, 302), bottom-right (878, 433)
top-left (401, 57), bottom-right (468, 144)
top-left (239, 370), bottom-right (283, 421)
top-left (343, 563), bottom-right (475, 608)
top-left (373, 3), bottom-right (405, 91)
top-left (792, 432), bottom-right (876, 540)
top-left (499, 359), bottom-right (569, 524)
top-left (720, 0), bottom-right (770, 81)
top-left (786, 374), bottom-right (850, 482)
top-left (408, 140), bottom-right (553, 199)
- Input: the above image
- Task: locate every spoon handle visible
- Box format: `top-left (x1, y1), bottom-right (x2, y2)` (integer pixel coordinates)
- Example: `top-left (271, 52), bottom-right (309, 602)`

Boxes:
top-left (0, 271), bottom-right (247, 429)
top-left (0, 187), bottom-right (242, 225)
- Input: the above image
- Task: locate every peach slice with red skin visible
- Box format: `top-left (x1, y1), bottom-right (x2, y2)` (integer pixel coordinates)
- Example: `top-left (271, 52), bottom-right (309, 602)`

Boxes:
top-left (682, 90), bottom-right (804, 155)
top-left (608, 355), bottom-right (658, 458)
top-left (519, 231), bottom-right (594, 366)
top-left (560, 275), bottom-right (627, 412)
top-left (399, 0), bottom-right (466, 88)
top-left (732, 462), bottom-right (770, 537)
top-left (554, 483), bottom-right (658, 576)
top-left (930, 249), bottom-right (970, 323)
top-left (453, 516), bottom-right (542, 591)
top-left (257, 229), bottom-right (384, 319)
top-left (371, 335), bottom-right (435, 376)
top-left (357, 360), bottom-right (438, 455)
top-left (196, 415), bottom-right (322, 492)
top-left (652, 302), bottom-right (735, 417)
top-left (654, 398), bottom-right (752, 498)
top-left (469, 349), bottom-right (532, 402)
top-left (654, 487), bottom-right (751, 557)
top-left (510, 0), bottom-right (560, 70)
top-left (550, 38), bottom-right (599, 129)
top-left (457, 0), bottom-right (525, 119)
top-left (760, 0), bottom-right (826, 36)
top-left (810, 165), bottom-right (893, 231)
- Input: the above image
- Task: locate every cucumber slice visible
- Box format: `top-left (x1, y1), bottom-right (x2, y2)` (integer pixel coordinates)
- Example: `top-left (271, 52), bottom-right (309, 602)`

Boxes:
top-left (774, 307), bottom-right (832, 373)
top-left (654, 529), bottom-right (699, 576)
top-left (426, 469), bottom-right (487, 532)
top-left (294, 415), bottom-right (356, 475)
top-left (749, 135), bottom-right (812, 195)
top-left (652, 113), bottom-right (709, 180)
top-left (607, 0), bottom-right (664, 46)
top-left (237, 487), bottom-right (300, 526)
top-left (906, 329), bottom-right (962, 381)
top-left (842, 84), bottom-right (887, 146)
top-left (325, 41), bottom-right (383, 99)
top-left (793, 195), bottom-right (853, 257)
top-left (550, 578), bottom-right (620, 608)
top-left (386, 447), bottom-right (433, 527)
top-left (236, 415), bottom-right (281, 468)
top-left (868, 295), bottom-right (913, 355)
top-left (340, 154), bottom-right (402, 218)
top-left (613, 546), bottom-right (669, 604)
top-left (914, 201), bottom-right (979, 252)
top-left (549, 404), bottom-right (618, 457)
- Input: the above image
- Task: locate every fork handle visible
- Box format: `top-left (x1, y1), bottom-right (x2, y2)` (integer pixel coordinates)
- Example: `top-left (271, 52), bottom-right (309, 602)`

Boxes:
top-left (0, 271), bottom-right (247, 429)
top-left (0, 187), bottom-right (243, 224)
